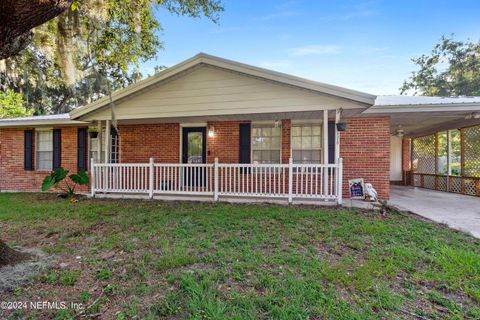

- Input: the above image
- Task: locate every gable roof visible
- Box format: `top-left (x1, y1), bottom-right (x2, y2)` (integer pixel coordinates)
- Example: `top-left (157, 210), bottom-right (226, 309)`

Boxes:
top-left (69, 53), bottom-right (376, 120)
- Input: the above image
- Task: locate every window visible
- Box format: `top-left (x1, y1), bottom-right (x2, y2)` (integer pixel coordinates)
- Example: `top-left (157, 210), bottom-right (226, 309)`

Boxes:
top-left (252, 125), bottom-right (281, 164)
top-left (36, 130), bottom-right (53, 170)
top-left (292, 124), bottom-right (322, 163)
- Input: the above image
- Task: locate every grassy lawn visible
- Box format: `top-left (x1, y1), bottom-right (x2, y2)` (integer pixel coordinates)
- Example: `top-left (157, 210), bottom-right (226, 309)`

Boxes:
top-left (0, 193), bottom-right (479, 319)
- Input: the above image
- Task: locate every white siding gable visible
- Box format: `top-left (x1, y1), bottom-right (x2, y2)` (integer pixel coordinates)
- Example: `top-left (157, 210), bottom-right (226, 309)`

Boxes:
top-left (84, 65), bottom-right (366, 121)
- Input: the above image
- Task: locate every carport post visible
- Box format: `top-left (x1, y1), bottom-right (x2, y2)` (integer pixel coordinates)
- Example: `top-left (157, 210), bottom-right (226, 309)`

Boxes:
top-left (447, 130), bottom-right (451, 191)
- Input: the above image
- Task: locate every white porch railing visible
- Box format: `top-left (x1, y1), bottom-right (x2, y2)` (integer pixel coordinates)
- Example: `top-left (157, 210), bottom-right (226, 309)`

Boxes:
top-left (91, 158), bottom-right (343, 204)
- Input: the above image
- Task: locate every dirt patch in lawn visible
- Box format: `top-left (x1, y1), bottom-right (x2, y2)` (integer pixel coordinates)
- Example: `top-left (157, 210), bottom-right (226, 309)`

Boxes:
top-left (0, 247), bottom-right (50, 292)
top-left (0, 240), bottom-right (32, 267)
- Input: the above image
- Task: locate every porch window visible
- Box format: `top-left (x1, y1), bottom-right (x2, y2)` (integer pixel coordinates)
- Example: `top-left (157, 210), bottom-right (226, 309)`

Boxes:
top-left (292, 124), bottom-right (322, 164)
top-left (36, 130), bottom-right (53, 170)
top-left (252, 125), bottom-right (281, 164)
top-left (110, 128), bottom-right (119, 163)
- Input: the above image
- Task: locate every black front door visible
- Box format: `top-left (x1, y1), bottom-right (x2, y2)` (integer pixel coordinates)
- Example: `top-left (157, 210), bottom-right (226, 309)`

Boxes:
top-left (182, 127), bottom-right (207, 186)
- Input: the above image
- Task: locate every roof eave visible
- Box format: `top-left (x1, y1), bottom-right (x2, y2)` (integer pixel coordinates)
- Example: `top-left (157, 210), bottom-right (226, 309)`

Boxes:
top-left (363, 102), bottom-right (480, 114)
top-left (0, 119), bottom-right (90, 128)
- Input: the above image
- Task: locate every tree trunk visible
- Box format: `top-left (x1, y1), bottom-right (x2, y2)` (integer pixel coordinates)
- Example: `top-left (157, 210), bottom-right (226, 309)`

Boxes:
top-left (0, 240), bottom-right (31, 267)
top-left (0, 0), bottom-right (73, 59)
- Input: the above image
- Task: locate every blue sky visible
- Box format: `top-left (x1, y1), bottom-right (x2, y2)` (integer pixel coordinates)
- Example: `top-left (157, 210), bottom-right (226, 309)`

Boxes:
top-left (141, 0), bottom-right (480, 95)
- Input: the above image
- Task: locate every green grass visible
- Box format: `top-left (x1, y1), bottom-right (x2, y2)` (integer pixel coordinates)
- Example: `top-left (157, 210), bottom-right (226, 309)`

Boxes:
top-left (0, 193), bottom-right (479, 319)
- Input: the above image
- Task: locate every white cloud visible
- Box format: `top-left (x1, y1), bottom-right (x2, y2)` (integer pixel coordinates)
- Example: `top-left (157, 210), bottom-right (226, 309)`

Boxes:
top-left (287, 45), bottom-right (341, 56)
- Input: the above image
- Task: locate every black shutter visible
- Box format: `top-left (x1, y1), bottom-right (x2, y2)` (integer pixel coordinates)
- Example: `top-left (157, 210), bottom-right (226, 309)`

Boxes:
top-left (77, 128), bottom-right (87, 171)
top-left (53, 129), bottom-right (61, 170)
top-left (328, 122), bottom-right (336, 164)
top-left (239, 123), bottom-right (251, 163)
top-left (24, 130), bottom-right (33, 171)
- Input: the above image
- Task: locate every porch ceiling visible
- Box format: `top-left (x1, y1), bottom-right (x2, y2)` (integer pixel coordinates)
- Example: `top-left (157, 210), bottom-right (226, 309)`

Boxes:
top-left (390, 112), bottom-right (480, 137)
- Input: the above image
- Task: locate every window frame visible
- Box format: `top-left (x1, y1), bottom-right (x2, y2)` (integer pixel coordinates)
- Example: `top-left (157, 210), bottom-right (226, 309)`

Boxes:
top-left (290, 122), bottom-right (323, 164)
top-left (35, 128), bottom-right (53, 171)
top-left (251, 122), bottom-right (282, 164)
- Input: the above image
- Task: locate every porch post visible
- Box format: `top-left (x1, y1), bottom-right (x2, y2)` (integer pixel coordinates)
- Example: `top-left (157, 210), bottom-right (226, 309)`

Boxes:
top-left (97, 120), bottom-right (103, 162)
top-left (90, 157), bottom-right (95, 198)
top-left (323, 109), bottom-right (329, 192)
top-left (334, 109), bottom-right (341, 163)
top-left (149, 157), bottom-right (154, 199)
top-left (337, 158), bottom-right (343, 205)
top-left (214, 158), bottom-right (219, 202)
top-left (288, 157), bottom-right (293, 204)
top-left (104, 120), bottom-right (110, 164)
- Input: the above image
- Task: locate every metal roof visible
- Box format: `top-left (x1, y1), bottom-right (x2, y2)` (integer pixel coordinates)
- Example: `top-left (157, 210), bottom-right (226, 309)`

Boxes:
top-left (375, 95), bottom-right (480, 106)
top-left (0, 113), bottom-right (70, 122)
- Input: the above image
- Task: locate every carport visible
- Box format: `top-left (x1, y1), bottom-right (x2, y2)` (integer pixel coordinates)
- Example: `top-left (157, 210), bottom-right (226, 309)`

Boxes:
top-left (390, 185), bottom-right (480, 238)
top-left (367, 96), bottom-right (480, 197)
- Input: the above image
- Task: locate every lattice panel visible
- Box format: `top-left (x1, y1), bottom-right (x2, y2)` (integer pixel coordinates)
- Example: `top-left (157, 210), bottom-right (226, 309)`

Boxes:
top-left (464, 125), bottom-right (480, 178)
top-left (464, 178), bottom-right (478, 196)
top-left (423, 175), bottom-right (435, 189)
top-left (437, 176), bottom-right (447, 191)
top-left (413, 174), bottom-right (421, 187)
top-left (412, 135), bottom-right (436, 174)
top-left (450, 176), bottom-right (462, 193)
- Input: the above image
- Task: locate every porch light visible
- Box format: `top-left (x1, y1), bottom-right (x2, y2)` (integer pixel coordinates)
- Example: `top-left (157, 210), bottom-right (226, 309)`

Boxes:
top-left (208, 126), bottom-right (215, 138)
top-left (336, 122), bottom-right (347, 131)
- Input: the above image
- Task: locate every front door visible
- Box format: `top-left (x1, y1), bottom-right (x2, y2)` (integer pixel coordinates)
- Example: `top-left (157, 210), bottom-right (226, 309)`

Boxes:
top-left (182, 127), bottom-right (207, 187)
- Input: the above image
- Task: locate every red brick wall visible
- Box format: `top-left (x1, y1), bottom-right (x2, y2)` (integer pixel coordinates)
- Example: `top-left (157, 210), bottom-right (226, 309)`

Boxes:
top-left (340, 117), bottom-right (391, 199)
top-left (118, 123), bottom-right (180, 163)
top-left (402, 138), bottom-right (412, 185)
top-left (0, 127), bottom-right (87, 192)
top-left (1, 118), bottom-right (392, 200)
top-left (206, 121), bottom-right (244, 163)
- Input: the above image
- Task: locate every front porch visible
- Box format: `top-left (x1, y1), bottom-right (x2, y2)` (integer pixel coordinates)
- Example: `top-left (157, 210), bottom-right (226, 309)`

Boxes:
top-left (87, 109), bottom-right (355, 205)
top-left (90, 158), bottom-right (343, 204)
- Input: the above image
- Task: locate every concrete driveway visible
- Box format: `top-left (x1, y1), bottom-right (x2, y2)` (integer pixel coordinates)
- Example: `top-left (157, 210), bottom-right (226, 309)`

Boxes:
top-left (389, 185), bottom-right (480, 238)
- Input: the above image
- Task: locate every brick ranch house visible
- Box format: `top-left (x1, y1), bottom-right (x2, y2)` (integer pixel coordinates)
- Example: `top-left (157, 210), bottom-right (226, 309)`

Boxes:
top-left (1, 53), bottom-right (479, 204)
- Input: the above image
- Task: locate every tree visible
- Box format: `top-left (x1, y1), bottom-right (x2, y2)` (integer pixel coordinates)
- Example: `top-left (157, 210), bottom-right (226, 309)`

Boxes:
top-left (0, 0), bottom-right (223, 114)
top-left (0, 89), bottom-right (33, 118)
top-left (401, 36), bottom-right (480, 96)
top-left (0, 0), bottom-right (223, 265)
top-left (0, 0), bottom-right (73, 59)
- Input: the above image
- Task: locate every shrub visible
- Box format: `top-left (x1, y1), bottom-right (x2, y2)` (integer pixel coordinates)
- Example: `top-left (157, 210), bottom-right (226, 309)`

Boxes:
top-left (41, 167), bottom-right (89, 197)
